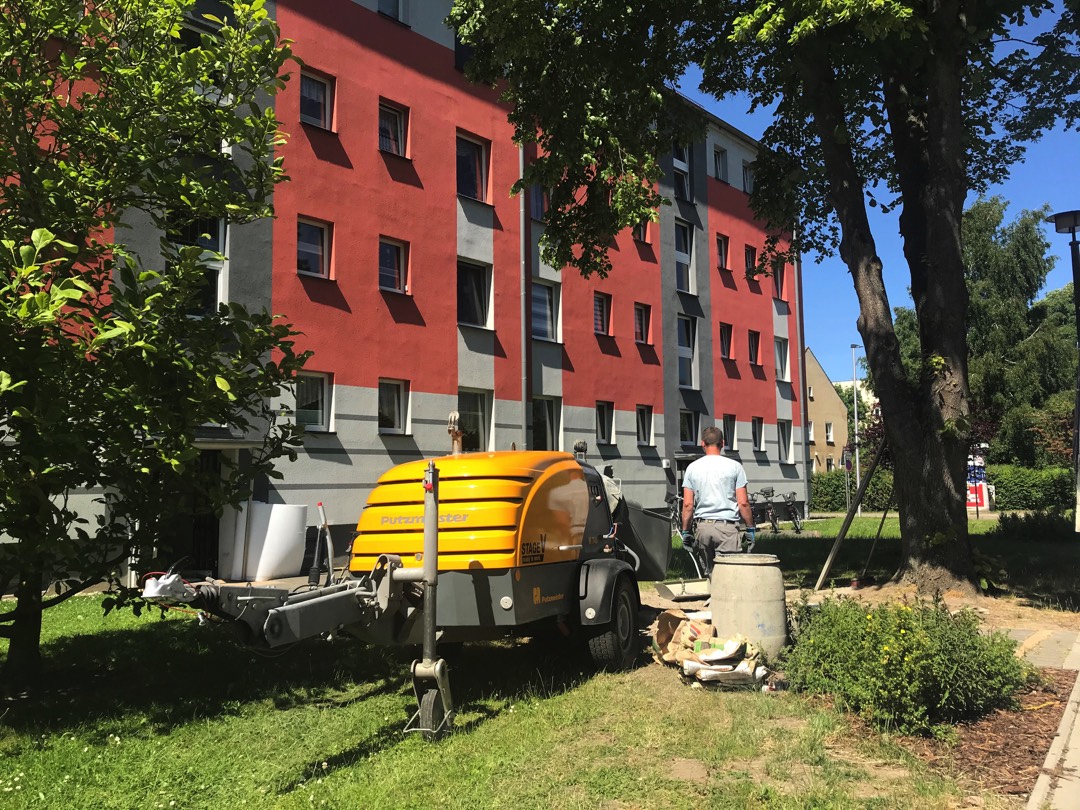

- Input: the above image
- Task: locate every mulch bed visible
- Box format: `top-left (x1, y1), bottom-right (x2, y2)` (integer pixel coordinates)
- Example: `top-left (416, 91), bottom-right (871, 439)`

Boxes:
top-left (895, 667), bottom-right (1077, 797)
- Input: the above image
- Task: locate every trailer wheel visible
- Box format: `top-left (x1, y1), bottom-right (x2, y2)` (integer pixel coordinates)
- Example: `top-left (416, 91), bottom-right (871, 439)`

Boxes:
top-left (419, 688), bottom-right (447, 742)
top-left (586, 577), bottom-right (638, 671)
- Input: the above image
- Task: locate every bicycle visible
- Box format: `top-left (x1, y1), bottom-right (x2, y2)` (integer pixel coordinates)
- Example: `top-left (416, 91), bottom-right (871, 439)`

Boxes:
top-left (782, 491), bottom-right (803, 534)
top-left (750, 487), bottom-right (781, 533)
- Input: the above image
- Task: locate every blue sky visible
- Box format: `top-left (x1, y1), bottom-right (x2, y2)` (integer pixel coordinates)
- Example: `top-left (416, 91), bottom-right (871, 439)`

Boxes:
top-left (680, 79), bottom-right (1079, 386)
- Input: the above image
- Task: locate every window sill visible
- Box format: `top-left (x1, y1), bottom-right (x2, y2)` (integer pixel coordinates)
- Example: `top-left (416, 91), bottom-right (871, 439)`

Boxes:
top-left (379, 285), bottom-right (410, 296)
top-left (379, 148), bottom-right (411, 161)
top-left (377, 11), bottom-right (411, 28)
top-left (457, 194), bottom-right (494, 209)
top-left (634, 339), bottom-right (653, 347)
top-left (678, 385), bottom-right (699, 392)
top-left (532, 335), bottom-right (563, 345)
top-left (298, 271), bottom-right (333, 281)
top-left (379, 430), bottom-right (412, 437)
top-left (458, 322), bottom-right (494, 332)
top-left (300, 119), bottom-right (335, 134)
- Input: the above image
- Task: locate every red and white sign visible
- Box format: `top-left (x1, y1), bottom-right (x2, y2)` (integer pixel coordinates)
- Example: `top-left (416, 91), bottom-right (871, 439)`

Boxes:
top-left (966, 483), bottom-right (988, 509)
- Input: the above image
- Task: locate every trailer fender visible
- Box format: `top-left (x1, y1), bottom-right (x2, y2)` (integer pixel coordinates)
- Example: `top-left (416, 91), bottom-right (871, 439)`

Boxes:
top-left (577, 559), bottom-right (637, 626)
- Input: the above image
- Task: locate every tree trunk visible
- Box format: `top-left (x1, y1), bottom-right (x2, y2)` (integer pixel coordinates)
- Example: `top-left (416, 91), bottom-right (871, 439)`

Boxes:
top-left (797, 40), bottom-right (975, 592)
top-left (1, 566), bottom-right (44, 695)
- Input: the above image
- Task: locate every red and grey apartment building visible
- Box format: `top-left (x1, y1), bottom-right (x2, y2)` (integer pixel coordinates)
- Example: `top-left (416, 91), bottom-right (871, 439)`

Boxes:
top-left (147, 0), bottom-right (811, 565)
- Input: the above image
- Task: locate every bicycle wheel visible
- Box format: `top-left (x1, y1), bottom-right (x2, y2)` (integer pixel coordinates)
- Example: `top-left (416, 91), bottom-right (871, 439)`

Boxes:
top-left (768, 508), bottom-right (780, 533)
top-left (790, 508), bottom-right (803, 534)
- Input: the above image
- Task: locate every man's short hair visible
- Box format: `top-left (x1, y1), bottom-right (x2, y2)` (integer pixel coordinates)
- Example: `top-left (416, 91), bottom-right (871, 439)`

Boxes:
top-left (701, 426), bottom-right (724, 447)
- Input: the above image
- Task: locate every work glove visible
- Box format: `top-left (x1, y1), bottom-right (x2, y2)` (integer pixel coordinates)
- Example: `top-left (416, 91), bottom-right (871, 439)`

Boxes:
top-left (681, 531), bottom-right (695, 550)
top-left (744, 526), bottom-right (757, 543)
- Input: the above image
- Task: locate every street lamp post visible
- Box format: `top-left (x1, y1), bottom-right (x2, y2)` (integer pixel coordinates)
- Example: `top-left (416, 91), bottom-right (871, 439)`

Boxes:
top-left (851, 343), bottom-right (862, 517)
top-left (1049, 210), bottom-right (1080, 533)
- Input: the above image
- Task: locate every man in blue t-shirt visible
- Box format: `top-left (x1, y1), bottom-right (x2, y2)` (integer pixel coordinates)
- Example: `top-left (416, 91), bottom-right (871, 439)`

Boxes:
top-left (680, 426), bottom-right (755, 570)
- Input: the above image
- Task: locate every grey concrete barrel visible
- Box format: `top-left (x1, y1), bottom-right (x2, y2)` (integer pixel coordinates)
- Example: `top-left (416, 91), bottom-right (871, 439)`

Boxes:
top-left (710, 553), bottom-right (788, 660)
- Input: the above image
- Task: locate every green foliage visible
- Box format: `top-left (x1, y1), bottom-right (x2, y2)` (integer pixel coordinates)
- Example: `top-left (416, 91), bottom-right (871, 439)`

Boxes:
top-left (987, 465), bottom-right (1074, 511)
top-left (990, 510), bottom-right (1078, 543)
top-left (809, 469), bottom-right (896, 512)
top-left (784, 596), bottom-right (1030, 735)
top-left (0, 0), bottom-right (305, 686)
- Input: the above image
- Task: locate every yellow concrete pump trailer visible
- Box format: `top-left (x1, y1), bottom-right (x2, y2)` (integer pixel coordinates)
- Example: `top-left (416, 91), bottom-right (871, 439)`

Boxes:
top-left (143, 450), bottom-right (671, 739)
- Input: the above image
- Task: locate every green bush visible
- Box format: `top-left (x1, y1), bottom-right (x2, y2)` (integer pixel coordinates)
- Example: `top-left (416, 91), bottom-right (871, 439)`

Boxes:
top-left (782, 596), bottom-right (1029, 735)
top-left (809, 469), bottom-right (896, 512)
top-left (988, 464), bottom-right (1074, 510)
top-left (990, 510), bottom-right (1077, 543)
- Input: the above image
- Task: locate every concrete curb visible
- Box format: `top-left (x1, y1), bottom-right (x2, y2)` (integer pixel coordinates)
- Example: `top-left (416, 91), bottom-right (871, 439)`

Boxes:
top-left (1027, 633), bottom-right (1080, 810)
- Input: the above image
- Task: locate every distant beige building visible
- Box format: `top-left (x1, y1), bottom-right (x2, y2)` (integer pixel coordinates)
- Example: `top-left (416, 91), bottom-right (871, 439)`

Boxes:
top-left (804, 348), bottom-right (849, 473)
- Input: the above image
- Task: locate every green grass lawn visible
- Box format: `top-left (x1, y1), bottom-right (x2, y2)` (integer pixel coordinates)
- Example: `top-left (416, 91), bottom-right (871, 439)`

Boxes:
top-left (2, 514), bottom-right (1075, 808)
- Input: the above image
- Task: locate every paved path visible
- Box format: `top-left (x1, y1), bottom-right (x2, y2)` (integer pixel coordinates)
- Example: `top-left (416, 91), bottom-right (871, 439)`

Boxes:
top-left (1024, 628), bottom-right (1080, 810)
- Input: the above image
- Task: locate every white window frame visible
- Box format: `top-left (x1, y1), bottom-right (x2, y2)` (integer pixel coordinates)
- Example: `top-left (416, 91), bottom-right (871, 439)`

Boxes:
top-left (636, 404), bottom-right (653, 446)
top-left (719, 322), bottom-right (733, 360)
top-left (827, 455), bottom-right (835, 471)
top-left (378, 0), bottom-right (407, 22)
top-left (593, 292), bottom-right (612, 336)
top-left (826, 422), bottom-right (835, 444)
top-left (773, 262), bottom-right (786, 300)
top-left (723, 413), bottom-right (737, 452)
top-left (633, 302), bottom-right (651, 344)
top-left (677, 315), bottom-right (696, 389)
top-left (713, 147), bottom-right (728, 182)
top-left (774, 337), bottom-right (790, 382)
top-left (299, 71), bottom-right (333, 129)
top-left (778, 419), bottom-right (793, 464)
top-left (673, 143), bottom-right (691, 202)
top-left (808, 385), bottom-right (815, 400)
top-left (532, 396), bottom-right (560, 451)
top-left (751, 416), bottom-right (764, 452)
top-left (742, 160), bottom-right (755, 193)
top-left (745, 244), bottom-right (757, 276)
top-left (674, 220), bottom-right (692, 293)
top-left (529, 184), bottom-right (548, 221)
top-left (679, 410), bottom-right (699, 446)
top-left (296, 372), bottom-right (332, 432)
top-left (596, 400), bottom-right (614, 445)
top-left (297, 218), bottom-right (331, 278)
top-left (378, 102), bottom-right (407, 156)
top-left (716, 233), bottom-right (729, 271)
top-left (168, 216), bottom-right (225, 317)
top-left (458, 388), bottom-right (491, 452)
top-left (808, 420), bottom-right (815, 443)
top-left (531, 281), bottom-right (558, 341)
top-left (457, 260), bottom-right (491, 328)
top-left (748, 330), bottom-right (761, 365)
top-left (456, 133), bottom-right (488, 203)
top-left (633, 219), bottom-right (649, 243)
top-left (379, 237), bottom-right (408, 293)
top-left (378, 378), bottom-right (409, 434)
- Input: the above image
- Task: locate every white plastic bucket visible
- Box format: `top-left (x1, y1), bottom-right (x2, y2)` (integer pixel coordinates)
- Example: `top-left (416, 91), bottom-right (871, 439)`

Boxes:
top-left (710, 553), bottom-right (788, 660)
top-left (227, 502), bottom-right (308, 581)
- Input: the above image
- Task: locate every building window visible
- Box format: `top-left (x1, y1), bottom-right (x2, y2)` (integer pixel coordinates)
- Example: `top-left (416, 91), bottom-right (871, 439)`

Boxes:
top-left (808, 420), bottom-right (815, 443)
top-left (593, 292), bottom-right (612, 336)
top-left (679, 410), bottom-right (699, 446)
top-left (533, 396), bottom-right (559, 451)
top-left (379, 238), bottom-right (407, 293)
top-left (808, 385), bottom-right (814, 400)
top-left (672, 143), bottom-right (690, 201)
top-left (742, 160), bottom-right (755, 193)
top-left (777, 419), bottom-right (793, 463)
top-left (299, 72), bottom-right (332, 129)
top-left (716, 233), bottom-right (729, 271)
top-left (297, 218), bottom-right (330, 278)
top-left (719, 322), bottom-right (733, 360)
top-left (745, 245), bottom-right (757, 276)
top-left (168, 216), bottom-right (225, 316)
top-left (633, 302), bottom-right (651, 344)
top-left (378, 0), bottom-right (405, 22)
top-left (636, 405), bottom-right (653, 446)
top-left (458, 389), bottom-right (490, 452)
top-left (378, 103), bottom-right (406, 156)
top-left (457, 261), bottom-right (490, 327)
top-left (529, 184), bottom-right (548, 221)
top-left (773, 262), bottom-right (786, 300)
top-left (723, 413), bottom-right (737, 451)
top-left (378, 379), bottom-right (408, 434)
top-left (531, 282), bottom-right (557, 340)
top-left (774, 337), bottom-right (790, 381)
top-left (748, 330), bottom-right (761, 365)
top-left (633, 218), bottom-right (650, 243)
top-left (713, 147), bottom-right (728, 182)
top-left (751, 416), bottom-right (764, 451)
top-left (456, 134), bottom-right (488, 202)
top-left (675, 220), bottom-right (692, 293)
top-left (596, 400), bottom-right (614, 445)
top-left (826, 455), bottom-right (835, 471)
top-left (296, 372), bottom-right (332, 432)
top-left (677, 315), bottom-right (696, 388)
top-left (826, 422), bottom-right (835, 444)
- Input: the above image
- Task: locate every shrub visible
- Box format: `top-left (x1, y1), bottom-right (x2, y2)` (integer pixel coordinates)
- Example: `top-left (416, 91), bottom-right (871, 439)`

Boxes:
top-left (809, 469), bottom-right (896, 512)
top-left (988, 465), bottom-right (1073, 511)
top-left (990, 510), bottom-right (1077, 543)
top-left (782, 596), bottom-right (1029, 735)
